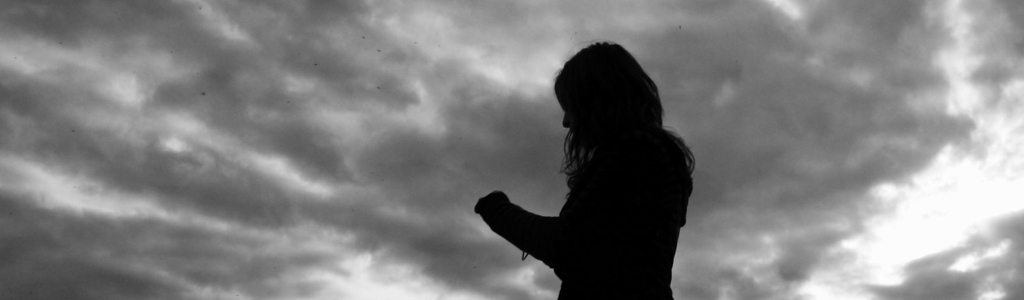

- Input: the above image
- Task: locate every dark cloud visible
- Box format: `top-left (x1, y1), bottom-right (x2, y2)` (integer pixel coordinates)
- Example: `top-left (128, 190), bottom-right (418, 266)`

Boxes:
top-left (0, 89), bottom-right (301, 229)
top-left (774, 229), bottom-right (851, 282)
top-left (332, 91), bottom-right (567, 297)
top-left (673, 259), bottom-right (792, 300)
top-left (0, 0), bottom-right (183, 45)
top-left (1, 67), bottom-right (540, 296)
top-left (0, 190), bottom-right (331, 300)
top-left (963, 0), bottom-right (1024, 114)
top-left (870, 270), bottom-right (977, 300)
top-left (635, 2), bottom-right (974, 298)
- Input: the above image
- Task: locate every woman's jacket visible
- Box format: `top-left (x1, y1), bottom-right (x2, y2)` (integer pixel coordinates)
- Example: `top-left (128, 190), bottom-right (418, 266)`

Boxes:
top-left (476, 130), bottom-right (693, 300)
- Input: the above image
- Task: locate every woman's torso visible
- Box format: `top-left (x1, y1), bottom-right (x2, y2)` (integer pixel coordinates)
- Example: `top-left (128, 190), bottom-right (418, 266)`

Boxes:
top-left (555, 129), bottom-right (692, 300)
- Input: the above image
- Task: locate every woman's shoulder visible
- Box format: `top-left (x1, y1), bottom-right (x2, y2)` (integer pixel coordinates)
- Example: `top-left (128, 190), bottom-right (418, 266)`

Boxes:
top-left (610, 129), bottom-right (671, 154)
top-left (590, 130), bottom-right (662, 166)
top-left (610, 129), bottom-right (691, 175)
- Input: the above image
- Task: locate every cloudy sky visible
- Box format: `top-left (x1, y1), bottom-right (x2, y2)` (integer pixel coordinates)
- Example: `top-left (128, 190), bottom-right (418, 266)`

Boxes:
top-left (1, 0), bottom-right (1022, 299)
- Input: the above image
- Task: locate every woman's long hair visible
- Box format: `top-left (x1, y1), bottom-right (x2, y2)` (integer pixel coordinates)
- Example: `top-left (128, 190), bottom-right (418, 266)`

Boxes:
top-left (555, 42), bottom-right (695, 190)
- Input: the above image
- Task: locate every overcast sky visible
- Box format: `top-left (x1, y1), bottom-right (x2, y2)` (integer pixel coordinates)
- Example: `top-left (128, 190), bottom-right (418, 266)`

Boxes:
top-left (1, 0), bottom-right (1022, 299)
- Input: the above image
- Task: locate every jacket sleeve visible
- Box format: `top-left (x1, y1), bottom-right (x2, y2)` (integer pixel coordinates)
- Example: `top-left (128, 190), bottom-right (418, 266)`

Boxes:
top-left (475, 145), bottom-right (645, 269)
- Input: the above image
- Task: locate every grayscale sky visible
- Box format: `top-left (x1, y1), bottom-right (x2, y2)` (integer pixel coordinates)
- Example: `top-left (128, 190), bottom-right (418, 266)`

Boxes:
top-left (1, 0), bottom-right (1022, 299)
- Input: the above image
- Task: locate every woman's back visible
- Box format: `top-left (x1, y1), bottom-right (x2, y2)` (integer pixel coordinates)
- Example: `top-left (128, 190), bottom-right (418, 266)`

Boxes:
top-left (554, 130), bottom-right (691, 299)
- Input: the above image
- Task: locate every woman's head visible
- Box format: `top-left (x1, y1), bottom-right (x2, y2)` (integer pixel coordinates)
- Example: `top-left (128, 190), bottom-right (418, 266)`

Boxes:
top-left (555, 42), bottom-right (694, 187)
top-left (554, 42), bottom-right (663, 134)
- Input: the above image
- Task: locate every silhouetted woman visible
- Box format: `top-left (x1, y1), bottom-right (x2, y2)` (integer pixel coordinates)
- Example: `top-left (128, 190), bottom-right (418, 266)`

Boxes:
top-left (475, 42), bottom-right (695, 299)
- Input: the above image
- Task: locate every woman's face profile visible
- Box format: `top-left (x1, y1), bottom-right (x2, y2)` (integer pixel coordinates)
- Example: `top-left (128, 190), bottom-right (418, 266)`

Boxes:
top-left (557, 98), bottom-right (574, 128)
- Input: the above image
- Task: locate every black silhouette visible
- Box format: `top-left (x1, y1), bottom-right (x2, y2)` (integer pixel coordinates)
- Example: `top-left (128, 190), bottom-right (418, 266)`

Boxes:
top-left (475, 42), bottom-right (695, 299)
